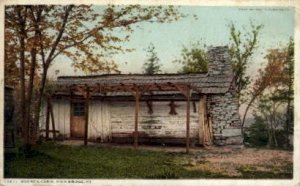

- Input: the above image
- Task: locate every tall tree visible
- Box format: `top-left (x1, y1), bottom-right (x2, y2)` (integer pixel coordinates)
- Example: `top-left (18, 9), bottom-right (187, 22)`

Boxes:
top-left (284, 39), bottom-right (294, 148)
top-left (241, 40), bottom-right (294, 141)
top-left (143, 43), bottom-right (161, 75)
top-left (174, 42), bottom-right (208, 73)
top-left (5, 5), bottom-right (183, 147)
top-left (242, 40), bottom-right (294, 147)
top-left (228, 22), bottom-right (263, 105)
top-left (241, 47), bottom-right (287, 135)
top-left (272, 39), bottom-right (294, 148)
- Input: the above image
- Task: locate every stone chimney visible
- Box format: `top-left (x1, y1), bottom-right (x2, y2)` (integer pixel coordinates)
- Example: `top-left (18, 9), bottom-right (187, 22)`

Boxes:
top-left (207, 46), bottom-right (233, 76)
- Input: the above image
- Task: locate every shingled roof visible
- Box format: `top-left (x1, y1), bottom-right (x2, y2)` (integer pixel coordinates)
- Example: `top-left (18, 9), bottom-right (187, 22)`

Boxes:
top-left (54, 46), bottom-right (234, 96)
top-left (56, 73), bottom-right (234, 95)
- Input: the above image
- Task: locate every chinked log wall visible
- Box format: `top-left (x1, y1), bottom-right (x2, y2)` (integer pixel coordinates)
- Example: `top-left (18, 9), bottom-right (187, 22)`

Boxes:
top-left (41, 94), bottom-right (243, 146)
top-left (40, 99), bottom-right (199, 145)
top-left (110, 101), bottom-right (199, 145)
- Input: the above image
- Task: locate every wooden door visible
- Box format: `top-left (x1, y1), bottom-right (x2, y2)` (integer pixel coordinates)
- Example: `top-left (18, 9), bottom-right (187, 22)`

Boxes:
top-left (71, 101), bottom-right (85, 138)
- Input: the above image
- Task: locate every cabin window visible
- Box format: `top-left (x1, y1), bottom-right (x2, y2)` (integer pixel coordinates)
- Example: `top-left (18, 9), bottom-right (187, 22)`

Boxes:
top-left (73, 102), bottom-right (85, 116)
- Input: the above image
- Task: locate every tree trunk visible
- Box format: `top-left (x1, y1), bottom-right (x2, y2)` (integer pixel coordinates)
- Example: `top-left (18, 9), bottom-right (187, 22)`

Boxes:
top-left (285, 40), bottom-right (294, 149)
top-left (32, 66), bottom-right (49, 144)
top-left (16, 7), bottom-right (29, 147)
top-left (285, 99), bottom-right (291, 148)
top-left (265, 114), bottom-right (273, 148)
top-left (285, 79), bottom-right (292, 148)
top-left (271, 121), bottom-right (278, 148)
top-left (31, 6), bottom-right (73, 144)
top-left (26, 6), bottom-right (43, 144)
top-left (267, 128), bottom-right (272, 148)
top-left (241, 95), bottom-right (257, 137)
top-left (19, 32), bottom-right (27, 142)
top-left (26, 48), bottom-right (37, 144)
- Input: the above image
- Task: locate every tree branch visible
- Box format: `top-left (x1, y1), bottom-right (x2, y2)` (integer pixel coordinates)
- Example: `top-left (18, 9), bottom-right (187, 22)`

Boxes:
top-left (45, 5), bottom-right (74, 67)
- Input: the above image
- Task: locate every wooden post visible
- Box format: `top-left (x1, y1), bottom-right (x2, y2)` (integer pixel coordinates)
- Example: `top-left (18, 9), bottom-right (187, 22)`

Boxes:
top-left (173, 84), bottom-right (191, 153)
top-left (49, 99), bottom-right (56, 140)
top-left (84, 86), bottom-right (90, 146)
top-left (186, 87), bottom-right (191, 154)
top-left (134, 90), bottom-right (140, 149)
top-left (69, 87), bottom-right (72, 141)
top-left (208, 115), bottom-right (213, 145)
top-left (45, 98), bottom-right (50, 140)
top-left (198, 96), bottom-right (204, 145)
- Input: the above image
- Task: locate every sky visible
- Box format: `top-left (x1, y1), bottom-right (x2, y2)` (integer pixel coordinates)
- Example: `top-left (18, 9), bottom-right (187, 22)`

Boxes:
top-left (49, 5), bottom-right (294, 78)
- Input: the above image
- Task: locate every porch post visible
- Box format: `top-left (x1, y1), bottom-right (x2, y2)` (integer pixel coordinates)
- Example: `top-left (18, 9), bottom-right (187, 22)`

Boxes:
top-left (49, 97), bottom-right (56, 140)
top-left (84, 86), bottom-right (90, 146)
top-left (186, 87), bottom-right (191, 154)
top-left (198, 95), bottom-right (205, 146)
top-left (69, 87), bottom-right (72, 141)
top-left (45, 97), bottom-right (50, 140)
top-left (134, 90), bottom-right (140, 149)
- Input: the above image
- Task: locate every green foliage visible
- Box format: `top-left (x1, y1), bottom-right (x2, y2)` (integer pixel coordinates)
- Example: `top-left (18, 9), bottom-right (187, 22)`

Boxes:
top-left (143, 43), bottom-right (162, 75)
top-left (249, 94), bottom-right (290, 149)
top-left (228, 21), bottom-right (263, 104)
top-left (273, 39), bottom-right (294, 140)
top-left (245, 115), bottom-right (268, 147)
top-left (5, 5), bottom-right (184, 74)
top-left (247, 40), bottom-right (294, 148)
top-left (174, 42), bottom-right (208, 73)
top-left (5, 5), bottom-right (184, 146)
top-left (264, 40), bottom-right (294, 104)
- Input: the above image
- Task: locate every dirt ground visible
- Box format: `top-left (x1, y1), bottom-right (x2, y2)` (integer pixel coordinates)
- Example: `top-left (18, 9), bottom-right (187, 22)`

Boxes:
top-left (179, 147), bottom-right (293, 177)
top-left (59, 140), bottom-right (293, 177)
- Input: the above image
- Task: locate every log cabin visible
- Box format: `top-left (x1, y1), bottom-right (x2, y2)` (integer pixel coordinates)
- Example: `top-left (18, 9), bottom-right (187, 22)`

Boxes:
top-left (40, 46), bottom-right (243, 151)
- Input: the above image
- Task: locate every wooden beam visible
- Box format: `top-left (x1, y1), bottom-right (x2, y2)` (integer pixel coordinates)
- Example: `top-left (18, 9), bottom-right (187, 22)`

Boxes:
top-left (154, 83), bottom-right (162, 91)
top-left (133, 90), bottom-right (141, 149)
top-left (45, 97), bottom-right (50, 140)
top-left (96, 83), bottom-right (101, 94)
top-left (192, 86), bottom-right (202, 94)
top-left (69, 86), bottom-right (73, 142)
top-left (139, 84), bottom-right (148, 94)
top-left (90, 85), bottom-right (99, 95)
top-left (49, 98), bottom-right (56, 140)
top-left (173, 83), bottom-right (189, 98)
top-left (76, 85), bottom-right (87, 97)
top-left (206, 95), bottom-right (213, 146)
top-left (198, 95), bottom-right (205, 145)
top-left (84, 86), bottom-right (90, 146)
top-left (68, 84), bottom-right (74, 92)
top-left (186, 87), bottom-right (191, 154)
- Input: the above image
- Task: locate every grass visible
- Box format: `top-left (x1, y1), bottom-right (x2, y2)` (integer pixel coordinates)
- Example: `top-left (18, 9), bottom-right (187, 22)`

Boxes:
top-left (237, 163), bottom-right (293, 179)
top-left (4, 142), bottom-right (293, 179)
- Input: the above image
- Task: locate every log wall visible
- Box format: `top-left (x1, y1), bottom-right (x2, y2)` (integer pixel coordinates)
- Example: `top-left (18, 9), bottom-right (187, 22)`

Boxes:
top-left (41, 93), bottom-right (243, 146)
top-left (109, 101), bottom-right (199, 144)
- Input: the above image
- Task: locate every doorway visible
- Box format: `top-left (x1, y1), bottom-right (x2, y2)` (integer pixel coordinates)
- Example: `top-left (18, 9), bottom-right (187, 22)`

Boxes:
top-left (71, 101), bottom-right (85, 138)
